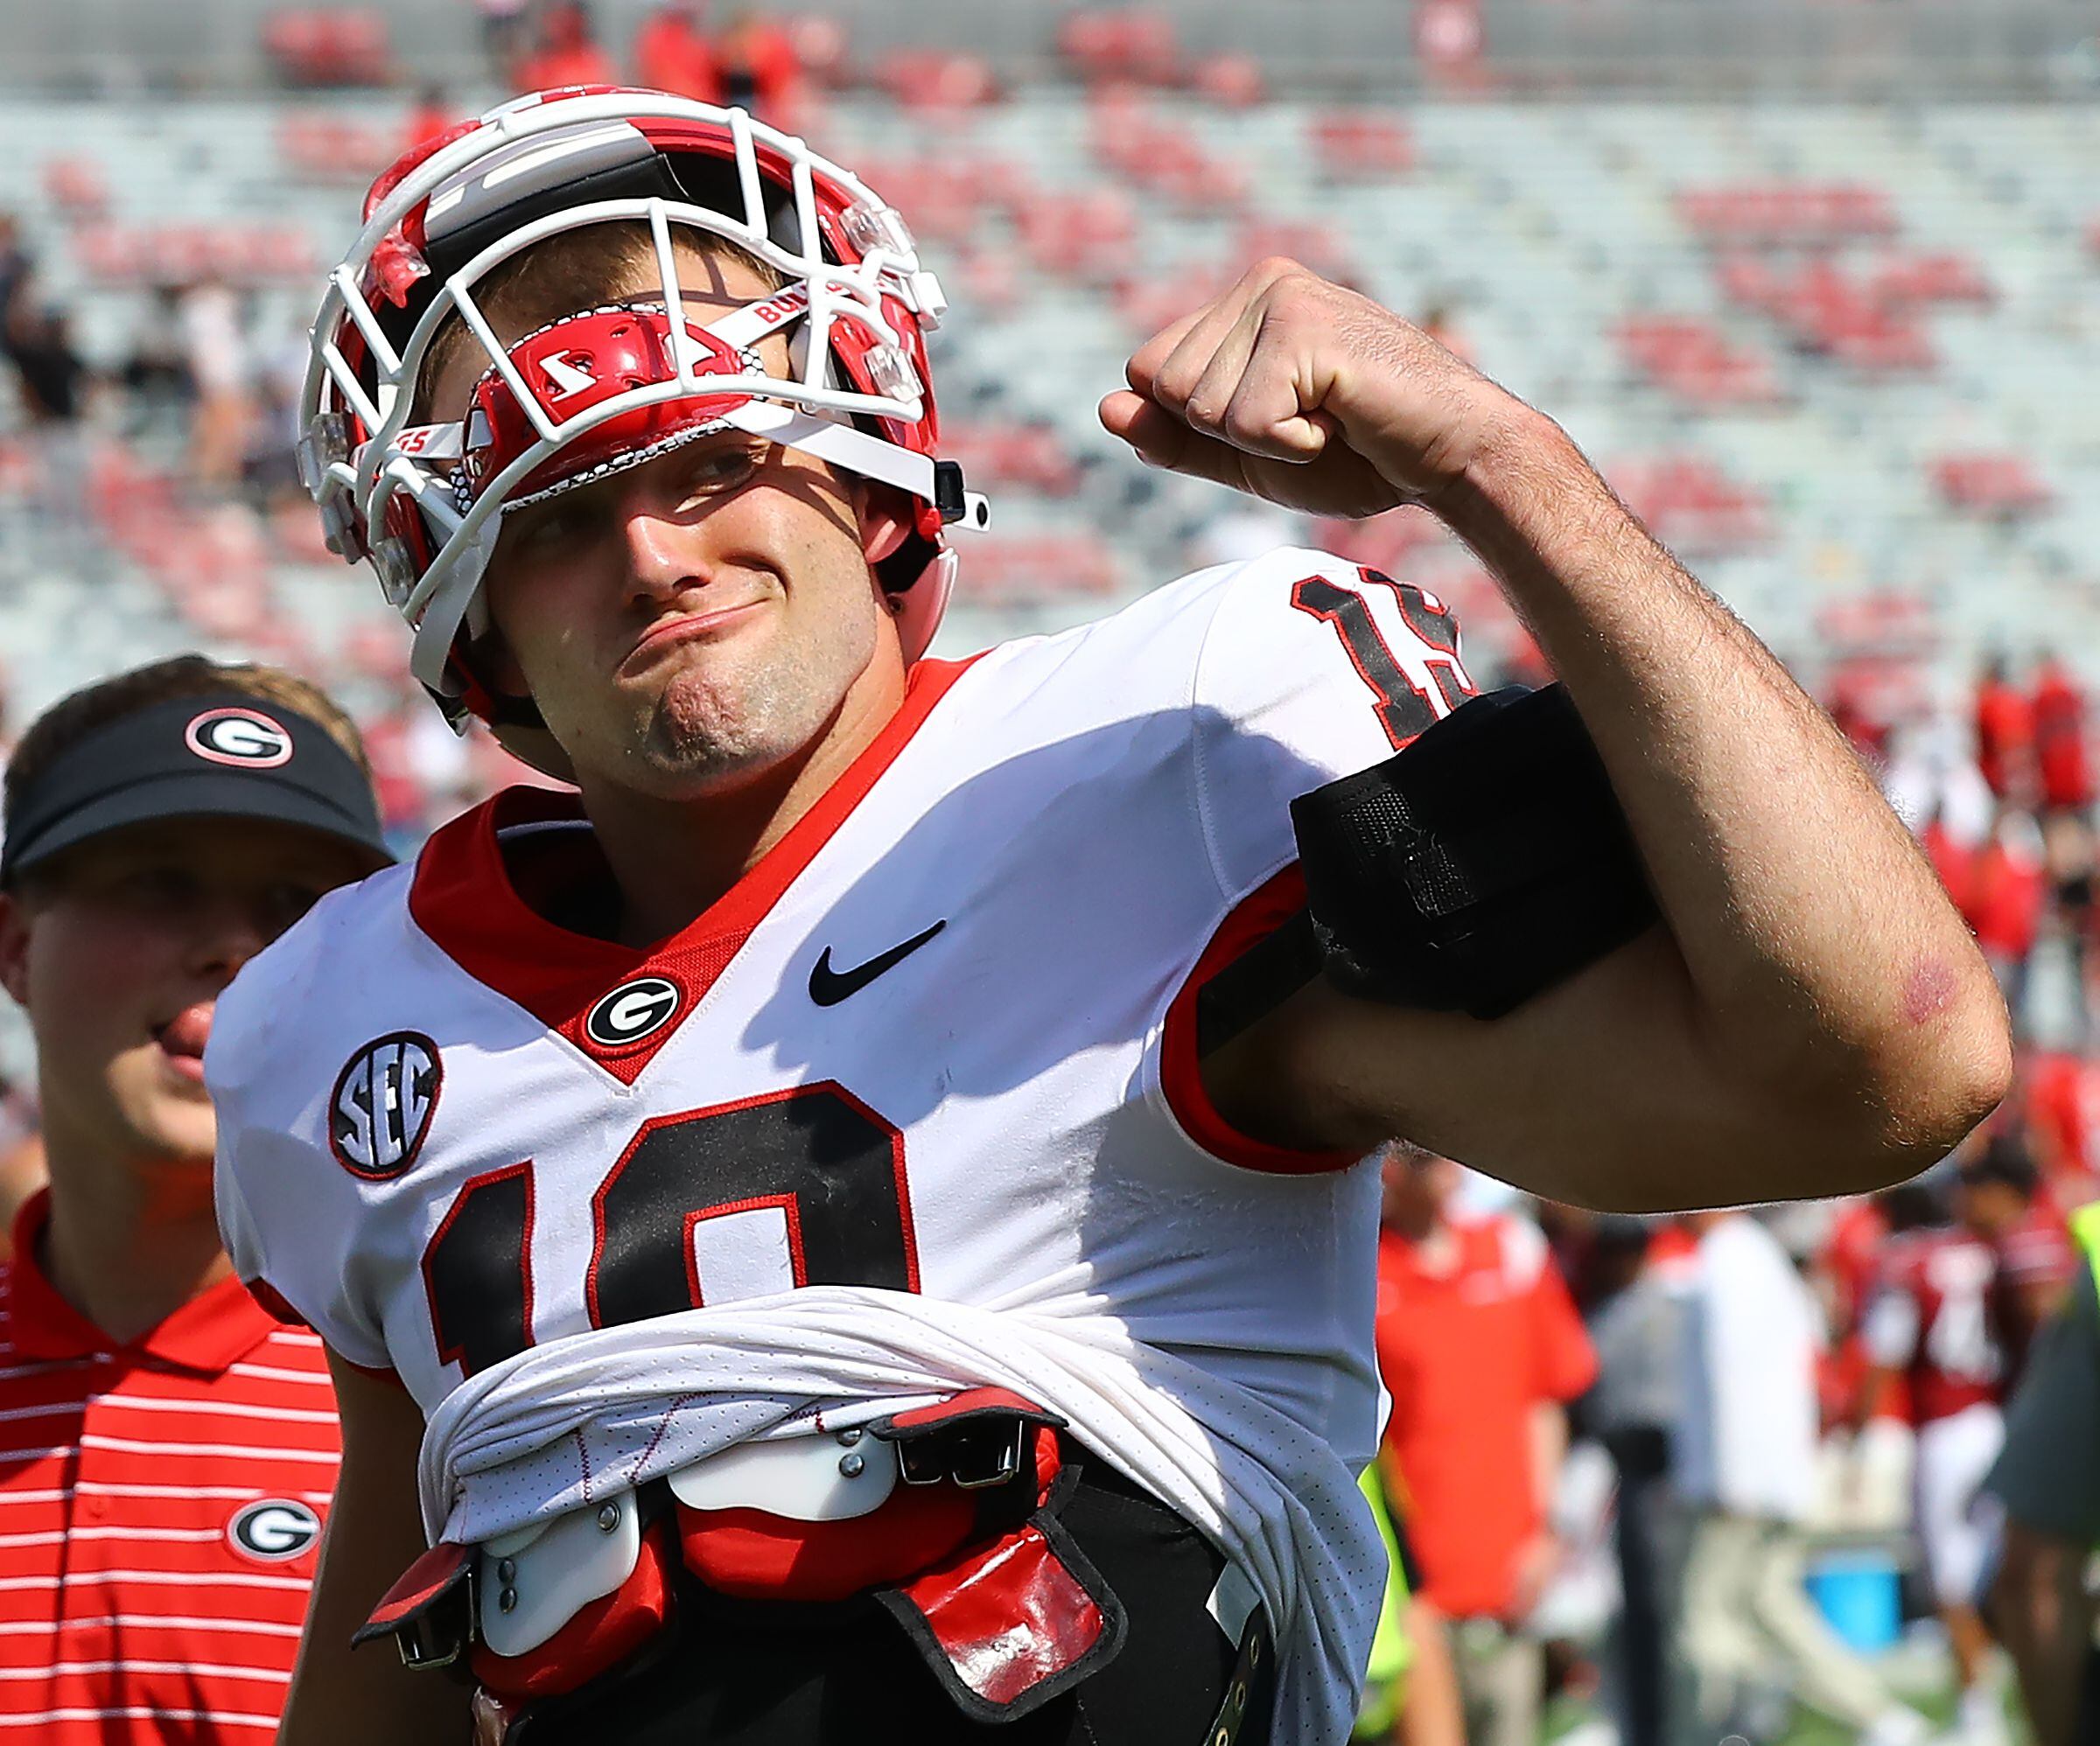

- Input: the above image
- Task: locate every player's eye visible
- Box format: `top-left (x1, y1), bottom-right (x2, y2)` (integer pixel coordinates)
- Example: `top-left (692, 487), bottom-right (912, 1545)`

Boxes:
top-left (506, 495), bottom-right (593, 555)
top-left (678, 443), bottom-right (761, 499)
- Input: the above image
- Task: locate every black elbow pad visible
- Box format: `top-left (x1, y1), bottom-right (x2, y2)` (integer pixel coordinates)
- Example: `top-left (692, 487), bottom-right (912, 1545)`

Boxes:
top-left (1289, 683), bottom-right (1659, 1020)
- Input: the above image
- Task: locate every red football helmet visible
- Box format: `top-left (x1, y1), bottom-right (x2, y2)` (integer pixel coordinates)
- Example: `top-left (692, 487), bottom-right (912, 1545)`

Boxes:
top-left (299, 87), bottom-right (988, 776)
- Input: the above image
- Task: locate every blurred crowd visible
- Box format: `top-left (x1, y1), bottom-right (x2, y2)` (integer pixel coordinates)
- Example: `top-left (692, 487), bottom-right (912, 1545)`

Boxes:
top-left (477, 1), bottom-right (809, 119)
top-left (1363, 1128), bottom-right (2078, 1746)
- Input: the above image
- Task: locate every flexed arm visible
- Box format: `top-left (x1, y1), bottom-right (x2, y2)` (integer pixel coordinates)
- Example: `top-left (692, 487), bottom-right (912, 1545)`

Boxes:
top-left (1109, 260), bottom-right (2009, 1209)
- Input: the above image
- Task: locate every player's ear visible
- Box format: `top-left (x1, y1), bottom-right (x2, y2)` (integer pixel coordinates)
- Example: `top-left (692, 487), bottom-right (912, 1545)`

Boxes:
top-left (0, 890), bottom-right (34, 1009)
top-left (855, 481), bottom-right (914, 567)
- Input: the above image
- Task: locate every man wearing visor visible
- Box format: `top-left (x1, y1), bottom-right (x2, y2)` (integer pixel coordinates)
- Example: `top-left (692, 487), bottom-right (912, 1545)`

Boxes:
top-left (0, 657), bottom-right (388, 1740)
top-left (212, 88), bottom-right (2008, 1746)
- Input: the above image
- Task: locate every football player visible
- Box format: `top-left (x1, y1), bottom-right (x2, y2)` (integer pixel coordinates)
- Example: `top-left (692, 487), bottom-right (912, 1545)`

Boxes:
top-left (210, 89), bottom-right (2010, 1746)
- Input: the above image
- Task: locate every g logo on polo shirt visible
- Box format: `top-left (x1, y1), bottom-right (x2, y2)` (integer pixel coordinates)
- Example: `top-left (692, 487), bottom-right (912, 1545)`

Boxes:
top-left (584, 976), bottom-right (682, 1049)
top-left (186, 706), bottom-right (295, 769)
top-left (228, 1498), bottom-right (322, 1562)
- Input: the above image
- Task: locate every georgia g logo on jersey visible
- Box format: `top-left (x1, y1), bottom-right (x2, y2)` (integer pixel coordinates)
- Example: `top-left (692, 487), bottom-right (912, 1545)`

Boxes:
top-left (584, 975), bottom-right (683, 1050)
top-left (330, 1032), bottom-right (442, 1179)
top-left (185, 707), bottom-right (294, 768)
top-left (228, 1498), bottom-right (322, 1562)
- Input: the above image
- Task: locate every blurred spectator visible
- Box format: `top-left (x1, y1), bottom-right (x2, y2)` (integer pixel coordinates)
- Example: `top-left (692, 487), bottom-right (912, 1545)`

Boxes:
top-left (1375, 1143), bottom-right (1597, 1746)
top-left (474, 0), bottom-right (533, 84)
top-left (1583, 1217), bottom-right (1681, 1746)
top-left (0, 214), bottom-right (25, 322)
top-left (1853, 1153), bottom-right (2048, 1746)
top-left (635, 2), bottom-right (721, 101)
top-left (716, 10), bottom-right (801, 118)
top-left (118, 284), bottom-right (195, 416)
top-left (1673, 1209), bottom-right (1930, 1746)
top-left (1984, 1201), bottom-right (2100, 1746)
top-left (178, 278), bottom-right (256, 487)
top-left (2032, 657), bottom-right (2093, 817)
top-left (404, 84), bottom-right (455, 156)
top-left (516, 3), bottom-right (616, 94)
top-left (1964, 807), bottom-right (2048, 1034)
top-left (1967, 1135), bottom-right (2075, 1379)
top-left (2023, 1048), bottom-right (2100, 1198)
top-left (0, 215), bottom-right (88, 425)
top-left (1975, 654), bottom-right (2037, 803)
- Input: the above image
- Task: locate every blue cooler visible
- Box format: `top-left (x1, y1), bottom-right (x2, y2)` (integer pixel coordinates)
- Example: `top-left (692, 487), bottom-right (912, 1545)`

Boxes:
top-left (1805, 1549), bottom-right (1903, 1653)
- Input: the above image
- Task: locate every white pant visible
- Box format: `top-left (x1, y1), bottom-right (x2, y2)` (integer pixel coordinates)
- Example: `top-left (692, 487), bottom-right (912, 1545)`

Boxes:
top-left (1675, 1512), bottom-right (1908, 1743)
top-left (1914, 1402), bottom-right (2006, 1609)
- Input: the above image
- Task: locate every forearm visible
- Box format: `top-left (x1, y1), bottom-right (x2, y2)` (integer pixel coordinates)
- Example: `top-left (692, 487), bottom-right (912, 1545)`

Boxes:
top-left (1432, 409), bottom-right (2008, 1152)
top-left (284, 1355), bottom-right (471, 1746)
top-left (280, 1532), bottom-right (471, 1746)
top-left (1848, 1365), bottom-right (1894, 1435)
top-left (1528, 1400), bottom-right (1566, 1517)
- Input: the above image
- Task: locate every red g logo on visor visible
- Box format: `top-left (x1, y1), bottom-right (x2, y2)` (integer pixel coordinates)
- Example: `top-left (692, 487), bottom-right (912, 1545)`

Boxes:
top-left (466, 306), bottom-right (762, 506)
top-left (186, 708), bottom-right (294, 769)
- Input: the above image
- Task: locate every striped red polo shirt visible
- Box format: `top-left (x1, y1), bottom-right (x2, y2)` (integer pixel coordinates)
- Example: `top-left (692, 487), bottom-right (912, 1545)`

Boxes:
top-left (0, 1191), bottom-right (340, 1740)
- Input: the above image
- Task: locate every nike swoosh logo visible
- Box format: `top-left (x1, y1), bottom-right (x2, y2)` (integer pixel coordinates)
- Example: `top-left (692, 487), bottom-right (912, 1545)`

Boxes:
top-left (808, 920), bottom-right (948, 1007)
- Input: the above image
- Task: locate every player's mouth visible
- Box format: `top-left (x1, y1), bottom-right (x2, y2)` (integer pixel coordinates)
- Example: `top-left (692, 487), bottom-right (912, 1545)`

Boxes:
top-left (622, 599), bottom-right (769, 672)
top-left (151, 1002), bottom-right (214, 1085)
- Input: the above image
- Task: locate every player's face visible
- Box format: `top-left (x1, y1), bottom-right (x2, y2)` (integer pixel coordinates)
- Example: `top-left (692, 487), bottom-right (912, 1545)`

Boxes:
top-left (432, 248), bottom-right (900, 802)
top-left (0, 818), bottom-right (368, 1176)
top-left (1956, 1175), bottom-right (2019, 1235)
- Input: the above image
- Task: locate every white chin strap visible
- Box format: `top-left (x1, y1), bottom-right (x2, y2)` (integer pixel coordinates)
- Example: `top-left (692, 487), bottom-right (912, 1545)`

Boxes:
top-left (398, 288), bottom-right (988, 691)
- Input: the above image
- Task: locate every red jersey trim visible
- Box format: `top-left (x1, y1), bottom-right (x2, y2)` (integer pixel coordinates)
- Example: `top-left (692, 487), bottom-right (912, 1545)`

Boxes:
top-left (5, 1190), bottom-right (287, 1372)
top-left (1160, 864), bottom-right (1359, 1176)
top-left (409, 658), bottom-right (979, 1083)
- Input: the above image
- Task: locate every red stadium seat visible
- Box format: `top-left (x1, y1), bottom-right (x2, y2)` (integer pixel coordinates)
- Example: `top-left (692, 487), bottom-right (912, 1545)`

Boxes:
top-left (1308, 109), bottom-right (1416, 183)
top-left (1615, 316), bottom-right (1782, 406)
top-left (1017, 189), bottom-right (1138, 283)
top-left (1608, 455), bottom-right (1773, 556)
top-left (939, 421), bottom-right (1082, 497)
top-left (1189, 54), bottom-right (1265, 108)
top-left (41, 157), bottom-right (108, 218)
top-left (73, 223), bottom-right (313, 286)
top-left (1677, 181), bottom-right (1898, 247)
top-left (955, 534), bottom-right (1121, 601)
top-left (1091, 99), bottom-right (1248, 214)
top-left (874, 50), bottom-right (999, 113)
top-left (1056, 10), bottom-right (1180, 88)
top-left (263, 9), bottom-right (392, 87)
top-left (1930, 453), bottom-right (2054, 518)
top-left (276, 113), bottom-right (402, 183)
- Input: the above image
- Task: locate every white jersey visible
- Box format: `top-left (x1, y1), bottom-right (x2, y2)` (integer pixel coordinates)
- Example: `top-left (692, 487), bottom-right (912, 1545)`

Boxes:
top-left (209, 546), bottom-right (1474, 1735)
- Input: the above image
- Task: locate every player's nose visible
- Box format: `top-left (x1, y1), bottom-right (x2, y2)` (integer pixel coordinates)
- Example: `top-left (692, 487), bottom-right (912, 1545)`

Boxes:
top-left (613, 483), bottom-right (711, 604)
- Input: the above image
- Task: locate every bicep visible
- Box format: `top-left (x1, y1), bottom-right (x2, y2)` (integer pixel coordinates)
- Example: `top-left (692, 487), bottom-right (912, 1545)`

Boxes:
top-left (282, 1352), bottom-right (467, 1746)
top-left (1210, 923), bottom-right (1818, 1211)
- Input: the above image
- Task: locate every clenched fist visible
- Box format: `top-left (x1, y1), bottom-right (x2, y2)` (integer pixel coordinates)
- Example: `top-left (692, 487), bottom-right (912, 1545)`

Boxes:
top-left (1098, 258), bottom-right (1534, 520)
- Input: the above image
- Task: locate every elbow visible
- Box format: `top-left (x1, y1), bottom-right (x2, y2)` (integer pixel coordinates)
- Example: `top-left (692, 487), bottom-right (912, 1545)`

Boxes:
top-left (1801, 973), bottom-right (2015, 1197)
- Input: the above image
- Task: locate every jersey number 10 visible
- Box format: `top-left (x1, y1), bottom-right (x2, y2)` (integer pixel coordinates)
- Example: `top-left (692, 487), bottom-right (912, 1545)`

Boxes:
top-left (421, 1083), bottom-right (919, 1375)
